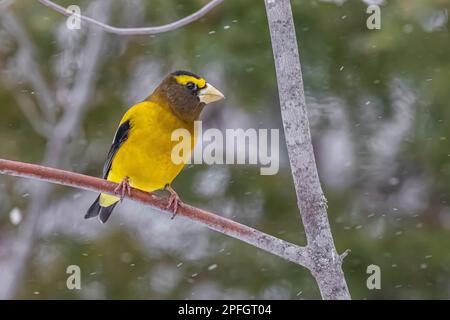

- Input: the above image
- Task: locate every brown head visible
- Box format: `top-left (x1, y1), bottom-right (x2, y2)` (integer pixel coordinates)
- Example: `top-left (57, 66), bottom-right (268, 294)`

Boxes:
top-left (147, 71), bottom-right (225, 122)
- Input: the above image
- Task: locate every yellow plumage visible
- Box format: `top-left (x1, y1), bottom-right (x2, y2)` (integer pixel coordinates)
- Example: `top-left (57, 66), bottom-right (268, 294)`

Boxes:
top-left (86, 71), bottom-right (224, 223)
top-left (99, 101), bottom-right (194, 207)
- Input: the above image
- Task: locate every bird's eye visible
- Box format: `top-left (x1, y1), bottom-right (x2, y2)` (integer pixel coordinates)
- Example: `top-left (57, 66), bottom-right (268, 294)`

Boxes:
top-left (186, 82), bottom-right (197, 91)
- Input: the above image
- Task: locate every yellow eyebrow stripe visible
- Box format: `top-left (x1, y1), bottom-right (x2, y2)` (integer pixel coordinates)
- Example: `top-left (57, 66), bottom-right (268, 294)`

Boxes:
top-left (174, 75), bottom-right (206, 89)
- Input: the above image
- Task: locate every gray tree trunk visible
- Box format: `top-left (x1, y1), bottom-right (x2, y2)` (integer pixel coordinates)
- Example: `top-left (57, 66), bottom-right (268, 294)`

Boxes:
top-left (264, 0), bottom-right (351, 300)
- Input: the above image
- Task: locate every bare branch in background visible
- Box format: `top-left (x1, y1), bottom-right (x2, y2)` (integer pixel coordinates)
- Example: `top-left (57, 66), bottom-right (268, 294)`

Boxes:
top-left (0, 0), bottom-right (111, 299)
top-left (0, 158), bottom-right (311, 268)
top-left (264, 0), bottom-right (351, 299)
top-left (0, 0), bottom-right (14, 11)
top-left (10, 92), bottom-right (51, 137)
top-left (37, 0), bottom-right (224, 35)
top-left (1, 12), bottom-right (57, 123)
top-left (43, 12), bottom-right (109, 165)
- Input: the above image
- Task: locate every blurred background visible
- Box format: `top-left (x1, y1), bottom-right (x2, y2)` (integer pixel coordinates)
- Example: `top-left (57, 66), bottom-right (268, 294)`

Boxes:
top-left (0, 0), bottom-right (449, 299)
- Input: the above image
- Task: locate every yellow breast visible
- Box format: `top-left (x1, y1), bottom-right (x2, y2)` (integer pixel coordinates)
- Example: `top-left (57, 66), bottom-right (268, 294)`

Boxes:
top-left (107, 101), bottom-right (194, 192)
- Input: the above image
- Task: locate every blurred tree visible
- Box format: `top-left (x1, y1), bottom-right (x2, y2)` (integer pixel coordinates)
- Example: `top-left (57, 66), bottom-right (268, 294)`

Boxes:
top-left (0, 0), bottom-right (449, 300)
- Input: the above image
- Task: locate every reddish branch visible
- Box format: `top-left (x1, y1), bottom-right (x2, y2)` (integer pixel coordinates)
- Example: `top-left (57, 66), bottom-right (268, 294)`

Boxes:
top-left (0, 158), bottom-right (310, 268)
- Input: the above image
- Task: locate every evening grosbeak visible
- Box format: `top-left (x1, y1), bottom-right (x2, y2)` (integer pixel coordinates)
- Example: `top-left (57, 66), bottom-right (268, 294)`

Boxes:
top-left (85, 71), bottom-right (224, 223)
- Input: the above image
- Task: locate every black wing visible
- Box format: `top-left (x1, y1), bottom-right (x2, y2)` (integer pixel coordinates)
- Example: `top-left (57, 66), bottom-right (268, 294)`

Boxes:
top-left (102, 120), bottom-right (131, 179)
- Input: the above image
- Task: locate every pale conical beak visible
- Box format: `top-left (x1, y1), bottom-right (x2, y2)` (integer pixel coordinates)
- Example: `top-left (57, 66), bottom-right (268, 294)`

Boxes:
top-left (198, 83), bottom-right (225, 104)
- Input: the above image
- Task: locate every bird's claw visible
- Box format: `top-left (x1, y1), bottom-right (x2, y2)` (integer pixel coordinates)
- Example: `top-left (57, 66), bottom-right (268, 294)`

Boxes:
top-left (165, 185), bottom-right (183, 219)
top-left (114, 177), bottom-right (131, 201)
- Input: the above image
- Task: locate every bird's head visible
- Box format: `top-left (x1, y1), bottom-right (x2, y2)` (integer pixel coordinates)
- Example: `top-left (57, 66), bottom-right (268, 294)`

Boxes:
top-left (148, 70), bottom-right (225, 122)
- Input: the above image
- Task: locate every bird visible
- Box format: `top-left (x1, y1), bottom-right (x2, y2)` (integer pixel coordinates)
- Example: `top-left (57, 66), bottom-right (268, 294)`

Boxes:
top-left (85, 70), bottom-right (225, 223)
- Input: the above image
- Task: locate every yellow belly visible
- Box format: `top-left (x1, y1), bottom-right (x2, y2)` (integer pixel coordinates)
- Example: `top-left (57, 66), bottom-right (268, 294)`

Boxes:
top-left (100, 101), bottom-right (194, 207)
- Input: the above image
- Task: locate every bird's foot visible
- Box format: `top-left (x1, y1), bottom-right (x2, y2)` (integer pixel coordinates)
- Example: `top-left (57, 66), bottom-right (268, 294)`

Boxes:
top-left (165, 185), bottom-right (183, 219)
top-left (114, 176), bottom-right (131, 201)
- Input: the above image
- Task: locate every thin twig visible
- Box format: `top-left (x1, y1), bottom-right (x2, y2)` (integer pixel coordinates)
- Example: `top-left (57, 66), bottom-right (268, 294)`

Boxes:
top-left (37, 0), bottom-right (224, 35)
top-left (0, 158), bottom-right (311, 268)
top-left (340, 249), bottom-right (351, 261)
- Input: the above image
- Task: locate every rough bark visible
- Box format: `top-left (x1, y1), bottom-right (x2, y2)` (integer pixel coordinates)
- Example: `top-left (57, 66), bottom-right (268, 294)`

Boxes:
top-left (264, 0), bottom-right (351, 299)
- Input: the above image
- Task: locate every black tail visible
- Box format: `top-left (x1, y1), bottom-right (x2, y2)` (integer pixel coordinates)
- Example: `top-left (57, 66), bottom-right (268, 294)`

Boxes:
top-left (85, 195), bottom-right (101, 219)
top-left (85, 195), bottom-right (118, 223)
